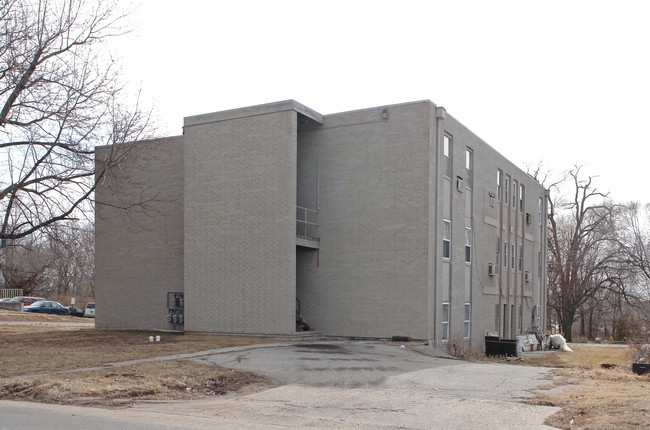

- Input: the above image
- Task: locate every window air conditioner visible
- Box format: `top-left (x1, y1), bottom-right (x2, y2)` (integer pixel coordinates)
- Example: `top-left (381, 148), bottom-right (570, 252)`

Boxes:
top-left (488, 263), bottom-right (496, 276)
top-left (525, 271), bottom-right (530, 282)
top-left (525, 212), bottom-right (531, 225)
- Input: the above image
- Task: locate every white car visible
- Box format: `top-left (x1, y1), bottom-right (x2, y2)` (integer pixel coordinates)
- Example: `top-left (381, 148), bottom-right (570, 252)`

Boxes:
top-left (84, 302), bottom-right (95, 318)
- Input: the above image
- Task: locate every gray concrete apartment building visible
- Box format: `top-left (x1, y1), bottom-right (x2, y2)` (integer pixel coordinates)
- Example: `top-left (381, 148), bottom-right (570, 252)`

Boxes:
top-left (95, 99), bottom-right (548, 350)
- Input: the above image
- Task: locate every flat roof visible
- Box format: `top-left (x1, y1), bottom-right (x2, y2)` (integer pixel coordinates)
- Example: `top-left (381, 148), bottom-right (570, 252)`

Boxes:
top-left (184, 100), bottom-right (323, 127)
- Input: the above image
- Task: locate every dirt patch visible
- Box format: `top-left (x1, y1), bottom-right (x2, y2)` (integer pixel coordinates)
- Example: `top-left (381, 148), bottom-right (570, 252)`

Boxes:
top-left (0, 360), bottom-right (272, 407)
top-left (0, 314), bottom-right (281, 406)
top-left (526, 366), bottom-right (649, 430)
top-left (0, 322), bottom-right (277, 377)
top-left (516, 345), bottom-right (649, 429)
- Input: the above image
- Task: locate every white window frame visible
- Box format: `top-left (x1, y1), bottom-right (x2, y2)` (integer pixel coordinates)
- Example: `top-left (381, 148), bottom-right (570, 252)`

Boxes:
top-left (496, 170), bottom-right (503, 201)
top-left (505, 176), bottom-right (510, 204)
top-left (519, 244), bottom-right (524, 272)
top-left (465, 227), bottom-right (472, 263)
top-left (538, 197), bottom-right (543, 225)
top-left (443, 219), bottom-right (451, 260)
top-left (465, 148), bottom-right (472, 170)
top-left (464, 303), bottom-right (471, 339)
top-left (519, 184), bottom-right (524, 212)
top-left (443, 134), bottom-right (451, 157)
top-left (511, 244), bottom-right (515, 270)
top-left (442, 302), bottom-right (450, 341)
top-left (512, 180), bottom-right (517, 209)
top-left (504, 241), bottom-right (508, 268)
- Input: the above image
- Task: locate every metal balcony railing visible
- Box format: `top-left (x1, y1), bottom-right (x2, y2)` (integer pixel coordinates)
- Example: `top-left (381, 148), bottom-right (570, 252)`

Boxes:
top-left (296, 206), bottom-right (319, 240)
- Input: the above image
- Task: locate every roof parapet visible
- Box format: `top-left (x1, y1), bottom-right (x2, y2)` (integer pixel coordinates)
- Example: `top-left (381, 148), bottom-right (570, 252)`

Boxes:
top-left (184, 100), bottom-right (323, 127)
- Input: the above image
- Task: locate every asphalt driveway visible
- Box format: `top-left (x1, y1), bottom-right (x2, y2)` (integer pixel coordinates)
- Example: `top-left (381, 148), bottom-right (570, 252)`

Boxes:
top-left (148, 340), bottom-right (562, 429)
top-left (193, 341), bottom-right (460, 387)
top-left (2, 340), bottom-right (562, 429)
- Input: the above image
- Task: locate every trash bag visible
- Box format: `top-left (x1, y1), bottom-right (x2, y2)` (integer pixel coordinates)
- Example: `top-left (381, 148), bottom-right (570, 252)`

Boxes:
top-left (549, 334), bottom-right (573, 352)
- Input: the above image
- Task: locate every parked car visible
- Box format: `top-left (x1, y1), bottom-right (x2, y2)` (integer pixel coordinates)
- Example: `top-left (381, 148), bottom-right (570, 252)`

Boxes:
top-left (67, 306), bottom-right (85, 317)
top-left (84, 302), bottom-right (95, 318)
top-left (10, 296), bottom-right (46, 306)
top-left (24, 301), bottom-right (69, 315)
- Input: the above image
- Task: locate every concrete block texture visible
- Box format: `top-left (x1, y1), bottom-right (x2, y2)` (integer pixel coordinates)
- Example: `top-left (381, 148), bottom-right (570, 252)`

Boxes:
top-left (297, 102), bottom-right (432, 339)
top-left (183, 109), bottom-right (298, 334)
top-left (95, 137), bottom-right (184, 330)
top-left (94, 99), bottom-right (548, 348)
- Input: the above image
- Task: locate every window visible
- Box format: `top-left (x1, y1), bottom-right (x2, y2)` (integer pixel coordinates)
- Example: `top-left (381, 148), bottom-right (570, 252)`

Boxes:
top-left (504, 241), bottom-right (508, 268)
top-left (496, 170), bottom-right (503, 201)
top-left (538, 251), bottom-right (542, 278)
top-left (494, 304), bottom-right (500, 333)
top-left (518, 304), bottom-right (523, 333)
top-left (519, 184), bottom-right (524, 212)
top-left (496, 237), bottom-right (501, 268)
top-left (489, 192), bottom-right (495, 207)
top-left (511, 244), bottom-right (515, 270)
top-left (443, 219), bottom-right (451, 259)
top-left (443, 134), bottom-right (451, 157)
top-left (465, 148), bottom-right (472, 170)
top-left (505, 176), bottom-right (510, 204)
top-left (512, 181), bottom-right (517, 209)
top-left (464, 303), bottom-right (471, 338)
top-left (442, 303), bottom-right (450, 341)
top-left (519, 245), bottom-right (523, 271)
top-left (456, 176), bottom-right (465, 192)
top-left (465, 227), bottom-right (472, 263)
top-left (538, 197), bottom-right (543, 225)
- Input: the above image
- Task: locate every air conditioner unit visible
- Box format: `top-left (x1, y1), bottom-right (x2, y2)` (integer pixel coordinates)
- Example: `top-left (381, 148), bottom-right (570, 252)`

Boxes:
top-left (525, 212), bottom-right (531, 224)
top-left (525, 271), bottom-right (530, 282)
top-left (488, 263), bottom-right (496, 276)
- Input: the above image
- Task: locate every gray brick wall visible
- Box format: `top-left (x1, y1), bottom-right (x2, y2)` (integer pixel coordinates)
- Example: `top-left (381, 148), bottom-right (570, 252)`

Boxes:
top-left (442, 113), bottom-right (547, 350)
top-left (95, 137), bottom-right (184, 330)
top-left (183, 109), bottom-right (298, 334)
top-left (95, 100), bottom-right (547, 348)
top-left (297, 102), bottom-right (431, 338)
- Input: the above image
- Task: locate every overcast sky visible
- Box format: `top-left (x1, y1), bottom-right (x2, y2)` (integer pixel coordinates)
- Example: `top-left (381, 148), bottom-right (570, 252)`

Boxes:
top-left (115, 0), bottom-right (649, 203)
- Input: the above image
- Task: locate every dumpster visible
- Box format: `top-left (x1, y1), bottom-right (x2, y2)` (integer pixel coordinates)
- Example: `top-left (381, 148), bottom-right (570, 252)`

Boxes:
top-left (485, 336), bottom-right (518, 357)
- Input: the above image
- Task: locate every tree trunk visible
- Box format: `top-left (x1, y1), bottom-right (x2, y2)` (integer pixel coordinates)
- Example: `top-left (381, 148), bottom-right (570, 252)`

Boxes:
top-left (561, 308), bottom-right (575, 342)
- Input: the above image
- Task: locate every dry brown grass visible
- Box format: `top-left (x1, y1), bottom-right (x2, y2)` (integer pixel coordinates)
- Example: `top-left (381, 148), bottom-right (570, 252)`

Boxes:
top-left (0, 321), bottom-right (276, 377)
top-left (0, 312), bottom-right (280, 406)
top-left (520, 344), bottom-right (635, 368)
top-left (0, 309), bottom-right (79, 323)
top-left (1, 360), bottom-right (271, 407)
top-left (519, 345), bottom-right (650, 429)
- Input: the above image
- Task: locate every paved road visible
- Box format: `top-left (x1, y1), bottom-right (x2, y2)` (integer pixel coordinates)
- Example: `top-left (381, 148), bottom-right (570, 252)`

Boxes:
top-left (1, 341), bottom-right (561, 429)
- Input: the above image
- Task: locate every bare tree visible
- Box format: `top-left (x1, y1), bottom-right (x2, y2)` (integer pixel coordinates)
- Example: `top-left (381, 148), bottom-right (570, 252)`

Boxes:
top-left (0, 233), bottom-right (54, 294)
top-left (46, 220), bottom-right (94, 297)
top-left (1, 219), bottom-right (94, 297)
top-left (0, 0), bottom-right (153, 242)
top-left (619, 202), bottom-right (650, 316)
top-left (546, 167), bottom-right (626, 341)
